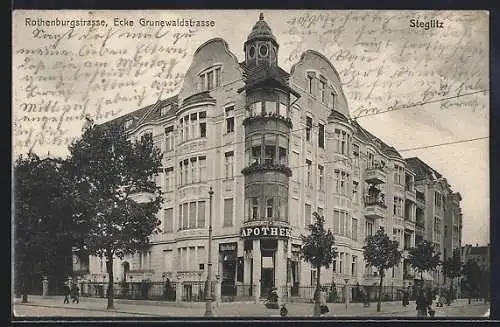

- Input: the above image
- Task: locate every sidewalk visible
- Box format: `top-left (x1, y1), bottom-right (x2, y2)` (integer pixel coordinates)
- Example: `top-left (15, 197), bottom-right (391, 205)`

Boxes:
top-left (14, 295), bottom-right (481, 318)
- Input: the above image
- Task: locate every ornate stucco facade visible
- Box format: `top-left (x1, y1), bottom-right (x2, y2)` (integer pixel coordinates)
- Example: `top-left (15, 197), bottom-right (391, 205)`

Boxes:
top-left (83, 14), bottom-right (462, 297)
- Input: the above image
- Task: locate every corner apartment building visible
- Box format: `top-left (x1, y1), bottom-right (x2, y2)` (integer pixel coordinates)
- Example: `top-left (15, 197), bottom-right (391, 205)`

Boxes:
top-left (82, 14), bottom-right (460, 297)
top-left (405, 158), bottom-right (463, 286)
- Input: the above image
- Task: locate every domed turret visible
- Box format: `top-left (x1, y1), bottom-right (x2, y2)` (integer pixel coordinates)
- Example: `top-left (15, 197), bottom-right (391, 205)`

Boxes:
top-left (247, 13), bottom-right (277, 43)
top-left (244, 13), bottom-right (279, 68)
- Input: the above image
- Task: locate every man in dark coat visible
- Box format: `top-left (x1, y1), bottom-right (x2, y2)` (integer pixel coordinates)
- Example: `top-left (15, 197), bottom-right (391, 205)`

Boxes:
top-left (63, 282), bottom-right (70, 304)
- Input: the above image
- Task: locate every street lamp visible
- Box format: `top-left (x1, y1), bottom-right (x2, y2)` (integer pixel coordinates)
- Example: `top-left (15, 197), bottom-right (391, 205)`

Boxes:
top-left (204, 186), bottom-right (214, 317)
top-left (344, 278), bottom-right (349, 312)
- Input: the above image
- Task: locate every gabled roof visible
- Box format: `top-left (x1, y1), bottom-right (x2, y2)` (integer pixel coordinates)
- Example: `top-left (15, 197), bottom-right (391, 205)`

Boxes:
top-left (102, 95), bottom-right (179, 130)
top-left (238, 61), bottom-right (300, 98)
top-left (181, 91), bottom-right (215, 108)
top-left (351, 120), bottom-right (403, 159)
top-left (328, 109), bottom-right (349, 123)
top-left (405, 157), bottom-right (443, 181)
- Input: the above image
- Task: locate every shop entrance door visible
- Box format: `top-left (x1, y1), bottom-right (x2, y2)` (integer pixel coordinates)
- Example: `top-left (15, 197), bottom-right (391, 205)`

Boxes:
top-left (261, 252), bottom-right (275, 297)
top-left (261, 268), bottom-right (274, 297)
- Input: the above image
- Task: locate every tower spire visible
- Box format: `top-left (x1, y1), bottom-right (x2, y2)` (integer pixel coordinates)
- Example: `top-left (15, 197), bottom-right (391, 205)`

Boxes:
top-left (259, 12), bottom-right (264, 21)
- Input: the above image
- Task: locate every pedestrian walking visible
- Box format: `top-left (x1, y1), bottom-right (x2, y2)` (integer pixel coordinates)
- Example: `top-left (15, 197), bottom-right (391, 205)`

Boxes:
top-left (63, 282), bottom-right (70, 304)
top-left (319, 286), bottom-right (329, 315)
top-left (401, 288), bottom-right (410, 307)
top-left (415, 287), bottom-right (427, 318)
top-left (71, 283), bottom-right (80, 304)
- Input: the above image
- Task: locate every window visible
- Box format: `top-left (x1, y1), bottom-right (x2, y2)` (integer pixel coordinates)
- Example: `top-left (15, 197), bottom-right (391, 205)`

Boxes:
top-left (434, 192), bottom-right (442, 210)
top-left (307, 73), bottom-right (314, 94)
top-left (191, 157), bottom-right (197, 183)
top-left (333, 210), bottom-right (340, 234)
top-left (188, 202), bottom-right (197, 229)
top-left (352, 181), bottom-right (359, 202)
top-left (278, 136), bottom-right (288, 165)
top-left (318, 123), bottom-right (325, 148)
top-left (333, 129), bottom-right (348, 154)
top-left (266, 198), bottom-right (274, 219)
top-left (305, 204), bottom-right (312, 226)
top-left (179, 111), bottom-right (206, 141)
top-left (165, 167), bottom-right (174, 192)
top-left (353, 144), bottom-right (359, 166)
top-left (199, 156), bottom-right (206, 181)
top-left (264, 101), bottom-right (276, 114)
top-left (335, 170), bottom-right (349, 196)
top-left (278, 102), bottom-right (287, 117)
top-left (160, 104), bottom-right (171, 116)
top-left (331, 92), bottom-right (336, 109)
top-left (339, 253), bottom-right (344, 274)
top-left (224, 151), bottom-right (234, 179)
top-left (224, 198), bottom-right (233, 227)
top-left (306, 160), bottom-right (312, 187)
top-left (250, 136), bottom-right (262, 165)
top-left (225, 106), bottom-right (235, 133)
top-left (320, 78), bottom-right (326, 102)
top-left (251, 198), bottom-right (259, 220)
top-left (393, 196), bottom-right (403, 216)
top-left (200, 66), bottom-right (221, 91)
top-left (165, 126), bottom-right (174, 151)
top-left (340, 210), bottom-right (345, 235)
top-left (394, 164), bottom-right (404, 185)
top-left (198, 201), bottom-right (205, 228)
top-left (264, 135), bottom-right (276, 165)
top-left (317, 207), bottom-right (324, 217)
top-left (365, 221), bottom-right (373, 237)
top-left (352, 218), bottom-right (358, 241)
top-left (332, 259), bottom-right (337, 272)
top-left (164, 208), bottom-right (173, 233)
top-left (305, 116), bottom-right (312, 141)
top-left (318, 165), bottom-right (324, 191)
top-left (182, 203), bottom-right (189, 229)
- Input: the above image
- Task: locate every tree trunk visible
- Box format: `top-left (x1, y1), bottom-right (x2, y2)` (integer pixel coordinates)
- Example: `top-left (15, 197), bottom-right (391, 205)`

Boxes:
top-left (21, 262), bottom-right (30, 303)
top-left (313, 267), bottom-right (321, 317)
top-left (377, 271), bottom-right (383, 312)
top-left (106, 254), bottom-right (114, 310)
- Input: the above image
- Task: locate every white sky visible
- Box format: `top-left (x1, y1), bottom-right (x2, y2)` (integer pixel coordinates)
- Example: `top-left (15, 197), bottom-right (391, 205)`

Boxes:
top-left (12, 10), bottom-right (489, 246)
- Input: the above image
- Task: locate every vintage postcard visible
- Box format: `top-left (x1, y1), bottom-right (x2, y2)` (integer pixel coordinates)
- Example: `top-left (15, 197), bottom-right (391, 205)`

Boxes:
top-left (12, 10), bottom-right (490, 319)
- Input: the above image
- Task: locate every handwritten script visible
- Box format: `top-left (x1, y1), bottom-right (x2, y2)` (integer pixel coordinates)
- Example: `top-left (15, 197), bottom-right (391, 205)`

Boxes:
top-left (13, 10), bottom-right (489, 156)
top-left (283, 11), bottom-right (488, 118)
top-left (13, 12), bottom-right (202, 154)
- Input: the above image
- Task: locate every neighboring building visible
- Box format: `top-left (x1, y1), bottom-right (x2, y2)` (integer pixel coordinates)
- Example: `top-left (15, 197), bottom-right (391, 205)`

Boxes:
top-left (83, 14), bottom-right (461, 297)
top-left (461, 244), bottom-right (490, 270)
top-left (405, 157), bottom-right (463, 287)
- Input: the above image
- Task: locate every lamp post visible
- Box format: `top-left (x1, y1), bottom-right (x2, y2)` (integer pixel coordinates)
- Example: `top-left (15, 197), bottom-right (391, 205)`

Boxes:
top-left (204, 187), bottom-right (214, 316)
top-left (344, 278), bottom-right (349, 312)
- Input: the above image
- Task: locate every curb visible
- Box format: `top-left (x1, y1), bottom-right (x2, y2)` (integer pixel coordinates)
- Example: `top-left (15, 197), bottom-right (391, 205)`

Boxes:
top-left (14, 303), bottom-right (163, 317)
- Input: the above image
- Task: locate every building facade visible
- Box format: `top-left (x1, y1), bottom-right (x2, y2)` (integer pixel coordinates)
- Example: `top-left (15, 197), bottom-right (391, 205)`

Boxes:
top-left (405, 157), bottom-right (463, 287)
top-left (84, 14), bottom-right (461, 297)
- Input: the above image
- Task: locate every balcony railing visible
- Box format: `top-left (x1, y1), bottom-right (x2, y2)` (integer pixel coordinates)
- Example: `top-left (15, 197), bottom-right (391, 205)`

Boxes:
top-left (365, 164), bottom-right (387, 185)
top-left (364, 195), bottom-right (387, 208)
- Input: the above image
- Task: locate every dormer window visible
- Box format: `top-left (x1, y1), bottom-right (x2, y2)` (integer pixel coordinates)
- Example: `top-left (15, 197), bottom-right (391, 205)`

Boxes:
top-left (124, 119), bottom-right (133, 129)
top-left (161, 104), bottom-right (171, 116)
top-left (200, 66), bottom-right (222, 91)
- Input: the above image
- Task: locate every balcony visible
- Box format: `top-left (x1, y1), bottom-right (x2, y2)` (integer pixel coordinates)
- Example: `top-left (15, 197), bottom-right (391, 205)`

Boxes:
top-left (364, 195), bottom-right (387, 219)
top-left (405, 188), bottom-right (416, 202)
top-left (364, 164), bottom-right (387, 185)
top-left (404, 219), bottom-right (416, 231)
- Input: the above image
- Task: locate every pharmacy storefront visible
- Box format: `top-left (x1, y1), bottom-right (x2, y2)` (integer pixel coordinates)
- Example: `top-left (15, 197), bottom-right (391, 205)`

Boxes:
top-left (240, 224), bottom-right (292, 297)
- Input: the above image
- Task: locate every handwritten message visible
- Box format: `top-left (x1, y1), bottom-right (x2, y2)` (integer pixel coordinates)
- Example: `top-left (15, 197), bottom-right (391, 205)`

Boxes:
top-left (13, 12), bottom-right (208, 155)
top-left (282, 11), bottom-right (488, 118)
top-left (13, 10), bottom-right (489, 156)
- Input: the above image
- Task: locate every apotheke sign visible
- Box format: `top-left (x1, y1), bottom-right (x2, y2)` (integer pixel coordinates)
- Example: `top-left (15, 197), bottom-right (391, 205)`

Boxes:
top-left (240, 225), bottom-right (291, 239)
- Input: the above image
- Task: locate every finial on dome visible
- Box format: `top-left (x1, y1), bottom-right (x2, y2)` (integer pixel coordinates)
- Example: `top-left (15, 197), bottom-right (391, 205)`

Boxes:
top-left (259, 13), bottom-right (264, 20)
